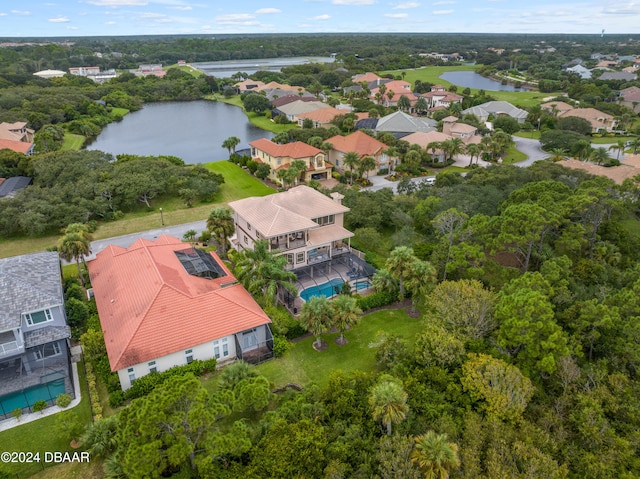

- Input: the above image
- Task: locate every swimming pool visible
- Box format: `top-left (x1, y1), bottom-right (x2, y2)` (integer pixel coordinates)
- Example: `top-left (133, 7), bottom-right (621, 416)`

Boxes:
top-left (0, 377), bottom-right (66, 416)
top-left (300, 278), bottom-right (371, 301)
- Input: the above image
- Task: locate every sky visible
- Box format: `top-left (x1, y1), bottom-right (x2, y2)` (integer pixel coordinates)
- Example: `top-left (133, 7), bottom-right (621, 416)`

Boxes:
top-left (0, 1), bottom-right (638, 38)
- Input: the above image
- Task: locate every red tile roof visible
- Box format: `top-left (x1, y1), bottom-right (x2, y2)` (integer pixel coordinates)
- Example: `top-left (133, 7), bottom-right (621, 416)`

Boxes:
top-left (352, 72), bottom-right (383, 83)
top-left (88, 235), bottom-right (270, 371)
top-left (326, 131), bottom-right (386, 156)
top-left (0, 139), bottom-right (32, 154)
top-left (250, 138), bottom-right (324, 159)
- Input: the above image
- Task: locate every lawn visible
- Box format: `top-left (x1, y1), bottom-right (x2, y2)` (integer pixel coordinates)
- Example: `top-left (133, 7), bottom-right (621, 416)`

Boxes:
top-left (110, 107), bottom-right (130, 117)
top-left (501, 144), bottom-right (528, 165)
top-left (61, 133), bottom-right (85, 151)
top-left (0, 162), bottom-right (274, 259)
top-left (0, 362), bottom-right (93, 478)
top-left (210, 95), bottom-right (298, 134)
top-left (166, 64), bottom-right (205, 78)
top-left (254, 308), bottom-right (423, 389)
top-left (382, 65), bottom-right (560, 108)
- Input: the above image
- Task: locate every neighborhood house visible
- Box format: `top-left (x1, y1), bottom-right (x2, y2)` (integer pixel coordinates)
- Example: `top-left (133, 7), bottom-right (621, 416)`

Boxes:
top-left (88, 236), bottom-right (273, 391)
top-left (0, 252), bottom-right (74, 418)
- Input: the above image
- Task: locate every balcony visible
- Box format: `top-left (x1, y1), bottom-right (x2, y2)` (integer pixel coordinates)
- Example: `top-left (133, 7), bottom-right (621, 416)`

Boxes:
top-left (0, 331), bottom-right (23, 358)
top-left (270, 231), bottom-right (307, 252)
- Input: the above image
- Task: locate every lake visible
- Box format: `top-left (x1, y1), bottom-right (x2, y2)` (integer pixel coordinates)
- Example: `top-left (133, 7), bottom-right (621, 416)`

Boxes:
top-left (193, 56), bottom-right (335, 77)
top-left (439, 71), bottom-right (525, 92)
top-left (86, 101), bottom-right (273, 164)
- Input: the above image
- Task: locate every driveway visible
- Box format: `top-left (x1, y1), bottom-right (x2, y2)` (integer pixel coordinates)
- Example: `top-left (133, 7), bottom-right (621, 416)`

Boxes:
top-left (512, 136), bottom-right (550, 167)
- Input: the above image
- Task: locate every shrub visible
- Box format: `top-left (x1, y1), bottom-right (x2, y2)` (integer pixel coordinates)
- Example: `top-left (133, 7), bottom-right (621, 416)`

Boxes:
top-left (273, 335), bottom-right (292, 358)
top-left (32, 400), bottom-right (48, 413)
top-left (356, 291), bottom-right (397, 311)
top-left (65, 297), bottom-right (90, 328)
top-left (65, 283), bottom-right (85, 302)
top-left (11, 408), bottom-right (22, 421)
top-left (56, 393), bottom-right (72, 408)
top-left (109, 390), bottom-right (125, 408)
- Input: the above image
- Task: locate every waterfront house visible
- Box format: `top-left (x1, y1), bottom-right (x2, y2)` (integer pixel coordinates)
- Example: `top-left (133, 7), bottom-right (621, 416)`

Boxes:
top-left (88, 236), bottom-right (273, 391)
top-left (249, 138), bottom-right (332, 183)
top-left (462, 101), bottom-right (528, 124)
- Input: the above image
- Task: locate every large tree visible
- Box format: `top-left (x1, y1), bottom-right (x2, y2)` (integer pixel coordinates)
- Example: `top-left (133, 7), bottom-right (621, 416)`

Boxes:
top-left (299, 295), bottom-right (333, 350)
top-left (331, 294), bottom-right (362, 345)
top-left (58, 223), bottom-right (92, 285)
top-left (221, 136), bottom-right (240, 155)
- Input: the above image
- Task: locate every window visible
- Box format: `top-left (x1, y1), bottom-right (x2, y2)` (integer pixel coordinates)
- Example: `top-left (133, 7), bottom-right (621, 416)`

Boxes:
top-left (242, 329), bottom-right (258, 350)
top-left (214, 338), bottom-right (229, 359)
top-left (128, 367), bottom-right (135, 383)
top-left (285, 253), bottom-right (294, 265)
top-left (277, 158), bottom-right (281, 165)
top-left (296, 252), bottom-right (305, 264)
top-left (33, 342), bottom-right (61, 360)
top-left (148, 361), bottom-right (157, 373)
top-left (247, 223), bottom-right (252, 231)
top-left (244, 236), bottom-right (248, 245)
top-left (313, 215), bottom-right (335, 226)
top-left (185, 349), bottom-right (193, 364)
top-left (222, 338), bottom-right (229, 358)
top-left (213, 340), bottom-right (220, 359)
top-left (25, 309), bottom-right (53, 326)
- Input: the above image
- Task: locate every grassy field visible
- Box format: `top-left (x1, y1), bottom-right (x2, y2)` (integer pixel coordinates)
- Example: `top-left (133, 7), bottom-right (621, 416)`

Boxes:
top-left (0, 162), bottom-right (274, 259)
top-left (382, 65), bottom-right (560, 108)
top-left (0, 362), bottom-right (93, 478)
top-left (166, 64), bottom-right (205, 77)
top-left (501, 144), bottom-right (528, 165)
top-left (110, 107), bottom-right (130, 117)
top-left (254, 308), bottom-right (423, 389)
top-left (61, 133), bottom-right (85, 151)
top-left (210, 94), bottom-right (298, 134)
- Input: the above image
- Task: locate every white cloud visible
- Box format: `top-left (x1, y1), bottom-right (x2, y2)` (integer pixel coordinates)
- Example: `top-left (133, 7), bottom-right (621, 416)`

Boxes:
top-left (49, 16), bottom-right (70, 22)
top-left (67, 26), bottom-right (79, 30)
top-left (0, 13), bottom-right (7, 17)
top-left (105, 20), bottom-right (117, 24)
top-left (332, 0), bottom-right (374, 4)
top-left (312, 14), bottom-right (331, 20)
top-left (385, 12), bottom-right (408, 17)
top-left (139, 12), bottom-right (166, 18)
top-left (85, 0), bottom-right (147, 6)
top-left (393, 2), bottom-right (419, 8)
top-left (215, 13), bottom-right (256, 22)
top-left (256, 8), bottom-right (281, 14)
top-left (433, 0), bottom-right (455, 4)
top-left (11, 10), bottom-right (31, 15)
top-left (433, 9), bottom-right (453, 14)
top-left (168, 6), bottom-right (192, 10)
top-left (603, 4), bottom-right (640, 14)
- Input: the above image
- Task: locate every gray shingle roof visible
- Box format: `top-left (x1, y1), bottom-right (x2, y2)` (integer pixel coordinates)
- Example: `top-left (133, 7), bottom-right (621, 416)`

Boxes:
top-left (0, 176), bottom-right (31, 198)
top-left (24, 325), bottom-right (70, 348)
top-left (0, 252), bottom-right (64, 331)
top-left (375, 111), bottom-right (437, 134)
top-left (462, 101), bottom-right (528, 120)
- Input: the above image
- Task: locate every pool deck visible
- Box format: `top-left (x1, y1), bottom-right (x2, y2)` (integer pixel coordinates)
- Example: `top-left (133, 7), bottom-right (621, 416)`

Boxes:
top-left (0, 346), bottom-right (82, 432)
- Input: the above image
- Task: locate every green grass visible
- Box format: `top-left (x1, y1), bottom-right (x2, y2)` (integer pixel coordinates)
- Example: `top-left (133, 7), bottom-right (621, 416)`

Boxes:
top-left (254, 308), bottom-right (423, 389)
top-left (61, 133), bottom-right (85, 151)
top-left (210, 95), bottom-right (298, 134)
top-left (590, 136), bottom-right (635, 144)
top-left (501, 144), bottom-right (528, 165)
top-left (514, 131), bottom-right (541, 139)
top-left (110, 107), bottom-right (129, 116)
top-left (166, 64), bottom-right (205, 77)
top-left (0, 362), bottom-right (92, 477)
top-left (381, 65), bottom-right (561, 108)
top-left (0, 162), bottom-right (274, 259)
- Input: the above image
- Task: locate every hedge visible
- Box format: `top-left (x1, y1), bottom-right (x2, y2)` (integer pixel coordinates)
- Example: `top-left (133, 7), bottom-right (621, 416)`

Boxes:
top-left (356, 291), bottom-right (397, 311)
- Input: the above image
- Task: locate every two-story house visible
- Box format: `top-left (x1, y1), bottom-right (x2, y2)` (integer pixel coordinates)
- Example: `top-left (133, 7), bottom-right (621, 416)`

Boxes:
top-left (250, 138), bottom-right (332, 183)
top-left (0, 252), bottom-right (73, 418)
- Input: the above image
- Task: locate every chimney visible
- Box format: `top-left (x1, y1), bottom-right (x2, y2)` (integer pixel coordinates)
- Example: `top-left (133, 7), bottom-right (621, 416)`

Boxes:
top-left (330, 192), bottom-right (344, 205)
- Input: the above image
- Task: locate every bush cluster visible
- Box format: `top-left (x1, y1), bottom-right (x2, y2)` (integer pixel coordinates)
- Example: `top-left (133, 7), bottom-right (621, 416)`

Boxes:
top-left (85, 362), bottom-right (103, 420)
top-left (356, 291), bottom-right (397, 311)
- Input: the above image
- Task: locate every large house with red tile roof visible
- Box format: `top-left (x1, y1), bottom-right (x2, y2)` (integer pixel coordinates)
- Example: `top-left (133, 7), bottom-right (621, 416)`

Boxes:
top-left (88, 236), bottom-right (273, 390)
top-left (250, 138), bottom-right (332, 183)
top-left (327, 131), bottom-right (398, 175)
top-left (296, 107), bottom-right (343, 128)
top-left (370, 80), bottom-right (413, 107)
top-left (557, 107), bottom-right (617, 133)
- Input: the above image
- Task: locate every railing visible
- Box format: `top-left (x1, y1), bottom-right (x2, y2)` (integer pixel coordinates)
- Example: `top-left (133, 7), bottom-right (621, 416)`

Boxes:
top-left (0, 341), bottom-right (21, 357)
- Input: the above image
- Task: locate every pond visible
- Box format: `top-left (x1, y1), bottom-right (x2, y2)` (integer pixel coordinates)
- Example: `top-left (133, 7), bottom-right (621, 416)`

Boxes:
top-left (439, 71), bottom-right (526, 92)
top-left (87, 101), bottom-right (273, 164)
top-left (193, 56), bottom-right (335, 77)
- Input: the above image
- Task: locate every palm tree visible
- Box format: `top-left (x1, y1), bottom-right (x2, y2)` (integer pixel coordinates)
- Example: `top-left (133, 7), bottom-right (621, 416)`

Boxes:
top-left (427, 141), bottom-right (442, 164)
top-left (385, 246), bottom-right (419, 300)
top-left (410, 431), bottom-right (460, 479)
top-left (549, 148), bottom-right (568, 162)
top-left (206, 207), bottom-right (235, 258)
top-left (290, 159), bottom-right (308, 185)
top-left (415, 96), bottom-right (429, 114)
top-left (371, 268), bottom-right (399, 298)
top-left (331, 294), bottom-right (362, 345)
top-left (299, 295), bottom-right (333, 350)
top-left (403, 150), bottom-right (421, 174)
top-left (397, 95), bottom-right (411, 112)
top-left (369, 376), bottom-right (409, 435)
top-left (609, 139), bottom-right (626, 161)
top-left (58, 223), bottom-right (92, 286)
top-left (359, 156), bottom-right (377, 181)
top-left (445, 138), bottom-right (465, 163)
top-left (222, 136), bottom-right (240, 156)
top-left (629, 137), bottom-right (640, 154)
top-left (590, 147), bottom-right (610, 166)
top-left (276, 168), bottom-right (290, 189)
top-left (234, 240), bottom-right (297, 305)
top-left (465, 143), bottom-right (481, 166)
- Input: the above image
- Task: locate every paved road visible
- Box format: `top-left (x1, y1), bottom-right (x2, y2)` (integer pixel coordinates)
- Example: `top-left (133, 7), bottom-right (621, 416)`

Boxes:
top-left (512, 136), bottom-right (550, 167)
top-left (87, 219), bottom-right (207, 261)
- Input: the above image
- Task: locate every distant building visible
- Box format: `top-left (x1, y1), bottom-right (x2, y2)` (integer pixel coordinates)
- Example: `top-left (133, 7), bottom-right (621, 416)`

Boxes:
top-left (33, 69), bottom-right (65, 79)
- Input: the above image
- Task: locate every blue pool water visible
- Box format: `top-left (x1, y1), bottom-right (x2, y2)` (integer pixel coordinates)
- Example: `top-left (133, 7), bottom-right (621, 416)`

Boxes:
top-left (300, 278), bottom-right (371, 301)
top-left (0, 378), bottom-right (66, 415)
